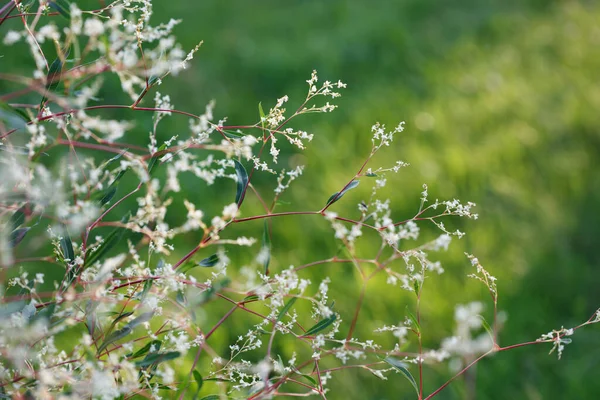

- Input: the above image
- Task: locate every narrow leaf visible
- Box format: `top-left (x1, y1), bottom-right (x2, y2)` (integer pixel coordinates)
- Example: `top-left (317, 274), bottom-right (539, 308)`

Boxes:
top-left (233, 160), bottom-right (248, 206)
top-left (383, 357), bottom-right (418, 395)
top-left (405, 307), bottom-right (421, 334)
top-left (0, 102), bottom-right (28, 131)
top-left (148, 144), bottom-right (167, 176)
top-left (276, 297), bottom-right (297, 322)
top-left (97, 326), bottom-right (132, 354)
top-left (9, 204), bottom-right (27, 231)
top-left (199, 254), bottom-right (219, 267)
top-left (478, 315), bottom-right (495, 341)
top-left (60, 226), bottom-right (75, 262)
top-left (84, 226), bottom-right (126, 267)
top-left (40, 48), bottom-right (70, 107)
top-left (10, 227), bottom-right (29, 247)
top-left (135, 351), bottom-right (180, 367)
top-left (303, 313), bottom-right (337, 336)
top-left (326, 180), bottom-right (360, 206)
top-left (48, 0), bottom-right (71, 19)
top-left (193, 370), bottom-right (203, 394)
top-left (131, 340), bottom-right (162, 359)
top-left (96, 169), bottom-right (127, 206)
top-left (199, 396), bottom-right (220, 400)
top-left (262, 220), bottom-right (271, 274)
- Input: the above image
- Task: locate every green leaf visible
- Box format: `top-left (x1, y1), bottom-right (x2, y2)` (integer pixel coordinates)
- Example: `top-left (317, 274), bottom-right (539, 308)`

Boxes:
top-left (242, 294), bottom-right (259, 302)
top-left (97, 326), bottom-right (133, 355)
top-left (276, 297), bottom-right (297, 322)
top-left (258, 102), bottom-right (266, 131)
top-left (326, 180), bottom-right (360, 206)
top-left (48, 0), bottom-right (71, 19)
top-left (303, 313), bottom-right (337, 336)
top-left (366, 172), bottom-right (378, 177)
top-left (193, 370), bottom-right (203, 395)
top-left (148, 75), bottom-right (160, 86)
top-left (148, 144), bottom-right (167, 176)
top-left (85, 300), bottom-right (99, 337)
top-left (383, 357), bottom-right (418, 395)
top-left (199, 396), bottom-right (220, 400)
top-left (0, 101), bottom-right (28, 131)
top-left (9, 204), bottom-right (27, 231)
top-left (262, 220), bottom-right (271, 274)
top-left (233, 160), bottom-right (248, 206)
top-left (478, 315), bottom-right (495, 341)
top-left (10, 227), bottom-right (29, 247)
top-left (84, 226), bottom-right (126, 267)
top-left (405, 307), bottom-right (421, 334)
top-left (137, 278), bottom-right (153, 303)
top-left (131, 340), bottom-right (162, 359)
top-left (60, 225), bottom-right (75, 262)
top-left (96, 169), bottom-right (127, 206)
top-left (199, 254), bottom-right (219, 267)
top-left (40, 48), bottom-right (70, 107)
top-left (135, 351), bottom-right (180, 367)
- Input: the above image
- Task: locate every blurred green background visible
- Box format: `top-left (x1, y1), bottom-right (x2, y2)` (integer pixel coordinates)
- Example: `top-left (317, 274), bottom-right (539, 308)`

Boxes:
top-left (4, 0), bottom-right (600, 398)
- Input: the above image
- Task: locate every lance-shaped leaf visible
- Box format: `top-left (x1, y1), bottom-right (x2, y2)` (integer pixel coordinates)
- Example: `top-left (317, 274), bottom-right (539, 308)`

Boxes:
top-left (383, 357), bottom-right (418, 395)
top-left (277, 297), bottom-right (297, 322)
top-left (326, 180), bottom-right (360, 206)
top-left (48, 0), bottom-right (71, 19)
top-left (84, 226), bottom-right (126, 267)
top-left (9, 203), bottom-right (28, 231)
top-left (0, 101), bottom-right (29, 131)
top-left (97, 312), bottom-right (154, 355)
top-left (95, 169), bottom-right (127, 206)
top-left (405, 307), bottom-right (421, 334)
top-left (40, 48), bottom-right (70, 108)
top-left (234, 160), bottom-right (248, 206)
top-left (135, 351), bottom-right (180, 367)
top-left (261, 220), bottom-right (271, 274)
top-left (148, 143), bottom-right (167, 176)
top-left (130, 340), bottom-right (162, 359)
top-left (60, 226), bottom-right (75, 262)
top-left (10, 227), bottom-right (30, 247)
top-left (199, 254), bottom-right (219, 267)
top-left (303, 313), bottom-right (337, 336)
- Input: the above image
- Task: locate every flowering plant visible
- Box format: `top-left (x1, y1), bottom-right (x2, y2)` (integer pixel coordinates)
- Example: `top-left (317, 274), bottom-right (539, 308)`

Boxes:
top-left (1, 1), bottom-right (598, 399)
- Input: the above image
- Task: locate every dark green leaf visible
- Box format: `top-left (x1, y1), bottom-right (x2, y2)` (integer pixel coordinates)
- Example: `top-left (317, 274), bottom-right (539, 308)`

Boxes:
top-left (233, 160), bottom-right (248, 206)
top-left (60, 226), bottom-right (75, 262)
top-left (303, 313), bottom-right (337, 336)
top-left (223, 131), bottom-right (243, 139)
top-left (148, 144), bottom-right (167, 175)
top-left (40, 48), bottom-right (70, 107)
top-left (96, 169), bottom-right (127, 206)
top-left (276, 297), bottom-right (297, 322)
top-left (84, 226), bottom-right (126, 267)
top-left (128, 311), bottom-right (154, 328)
top-left (262, 220), bottom-right (271, 274)
top-left (242, 294), bottom-right (259, 302)
top-left (137, 279), bottom-right (153, 303)
top-left (326, 180), bottom-right (360, 206)
top-left (10, 227), bottom-right (30, 247)
top-left (48, 0), bottom-right (71, 19)
top-left (97, 326), bottom-right (133, 355)
top-left (131, 340), bottom-right (162, 359)
top-left (405, 307), bottom-right (421, 334)
top-left (366, 172), bottom-right (378, 177)
top-left (199, 254), bottom-right (219, 267)
top-left (9, 203), bottom-right (27, 231)
top-left (383, 357), bottom-right (418, 395)
top-left (85, 300), bottom-right (99, 337)
top-left (193, 370), bottom-right (203, 393)
top-left (0, 101), bottom-right (28, 131)
top-left (135, 351), bottom-right (180, 367)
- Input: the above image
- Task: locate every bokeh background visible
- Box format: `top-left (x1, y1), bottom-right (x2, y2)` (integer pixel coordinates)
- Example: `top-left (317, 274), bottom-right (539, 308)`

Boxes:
top-left (3, 0), bottom-right (600, 398)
